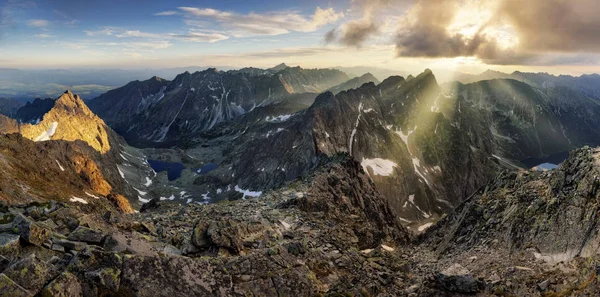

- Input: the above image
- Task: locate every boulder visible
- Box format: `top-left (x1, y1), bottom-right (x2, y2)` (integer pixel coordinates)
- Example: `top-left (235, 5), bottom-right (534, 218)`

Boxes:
top-left (84, 267), bottom-right (121, 293)
top-left (192, 221), bottom-right (210, 248)
top-left (39, 271), bottom-right (83, 297)
top-left (68, 226), bottom-right (105, 244)
top-left (436, 264), bottom-right (482, 293)
top-left (3, 254), bottom-right (54, 292)
top-left (0, 233), bottom-right (20, 256)
top-left (0, 274), bottom-right (30, 297)
top-left (12, 214), bottom-right (52, 246)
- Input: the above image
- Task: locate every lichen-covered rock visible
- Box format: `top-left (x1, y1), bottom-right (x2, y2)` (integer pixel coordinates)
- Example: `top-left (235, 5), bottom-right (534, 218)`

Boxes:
top-left (0, 233), bottom-right (20, 257)
top-left (3, 254), bottom-right (54, 292)
top-left (0, 274), bottom-right (30, 297)
top-left (84, 267), bottom-right (121, 293)
top-left (39, 271), bottom-right (83, 297)
top-left (11, 214), bottom-right (52, 247)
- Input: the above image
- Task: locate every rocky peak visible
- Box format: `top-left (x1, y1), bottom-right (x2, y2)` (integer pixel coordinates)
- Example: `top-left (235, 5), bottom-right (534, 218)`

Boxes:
top-left (269, 63), bottom-right (290, 72)
top-left (17, 90), bottom-right (113, 154)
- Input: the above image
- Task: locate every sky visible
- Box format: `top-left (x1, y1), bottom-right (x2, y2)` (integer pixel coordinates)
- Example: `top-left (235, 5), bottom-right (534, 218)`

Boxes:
top-left (2, 0), bottom-right (600, 78)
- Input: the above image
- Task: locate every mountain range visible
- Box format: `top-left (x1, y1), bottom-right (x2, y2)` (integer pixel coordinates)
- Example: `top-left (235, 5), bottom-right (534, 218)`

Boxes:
top-left (1, 64), bottom-right (600, 295)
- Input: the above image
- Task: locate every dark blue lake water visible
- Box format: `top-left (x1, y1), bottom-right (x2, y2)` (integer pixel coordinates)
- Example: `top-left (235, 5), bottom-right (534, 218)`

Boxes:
top-left (521, 151), bottom-right (569, 171)
top-left (147, 159), bottom-right (185, 181)
top-left (195, 163), bottom-right (218, 175)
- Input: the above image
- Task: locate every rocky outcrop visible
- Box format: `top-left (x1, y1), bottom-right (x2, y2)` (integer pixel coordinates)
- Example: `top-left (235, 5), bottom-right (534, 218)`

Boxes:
top-left (425, 146), bottom-right (600, 262)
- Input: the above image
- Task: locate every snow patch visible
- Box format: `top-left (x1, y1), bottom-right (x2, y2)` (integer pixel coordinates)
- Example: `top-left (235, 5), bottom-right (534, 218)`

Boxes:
top-left (55, 160), bottom-right (65, 172)
top-left (133, 187), bottom-right (147, 196)
top-left (85, 192), bottom-right (100, 199)
top-left (361, 158), bottom-right (397, 176)
top-left (234, 185), bottom-right (262, 199)
top-left (349, 102), bottom-right (364, 155)
top-left (418, 223), bottom-right (433, 232)
top-left (35, 122), bottom-right (58, 142)
top-left (144, 177), bottom-right (153, 187)
top-left (159, 195), bottom-right (175, 201)
top-left (138, 196), bottom-right (150, 203)
top-left (265, 114), bottom-right (293, 122)
top-left (117, 166), bottom-right (125, 179)
top-left (70, 197), bottom-right (88, 204)
top-left (201, 191), bottom-right (210, 200)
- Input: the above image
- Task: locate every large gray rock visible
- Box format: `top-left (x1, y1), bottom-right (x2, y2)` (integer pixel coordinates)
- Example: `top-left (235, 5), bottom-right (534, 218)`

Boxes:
top-left (436, 264), bottom-right (482, 293)
top-left (68, 226), bottom-right (105, 244)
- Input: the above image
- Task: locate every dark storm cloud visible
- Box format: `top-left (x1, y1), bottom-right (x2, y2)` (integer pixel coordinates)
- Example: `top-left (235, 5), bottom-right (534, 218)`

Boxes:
top-left (326, 0), bottom-right (398, 47)
top-left (324, 28), bottom-right (337, 44)
top-left (339, 20), bottom-right (378, 46)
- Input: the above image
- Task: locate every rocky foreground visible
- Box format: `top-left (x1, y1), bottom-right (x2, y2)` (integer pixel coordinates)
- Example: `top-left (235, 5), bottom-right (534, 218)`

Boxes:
top-left (2, 151), bottom-right (600, 296)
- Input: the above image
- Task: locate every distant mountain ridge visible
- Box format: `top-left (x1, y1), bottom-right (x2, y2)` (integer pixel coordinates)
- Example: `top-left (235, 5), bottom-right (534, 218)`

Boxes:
top-left (454, 70), bottom-right (600, 99)
top-left (88, 65), bottom-right (349, 145)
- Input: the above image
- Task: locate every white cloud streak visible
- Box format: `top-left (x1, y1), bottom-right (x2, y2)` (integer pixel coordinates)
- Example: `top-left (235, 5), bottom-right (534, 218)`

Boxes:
top-left (175, 6), bottom-right (344, 37)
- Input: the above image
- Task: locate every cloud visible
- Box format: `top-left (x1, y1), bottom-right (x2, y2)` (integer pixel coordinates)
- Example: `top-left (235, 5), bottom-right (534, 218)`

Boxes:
top-left (394, 0), bottom-right (600, 65)
top-left (168, 31), bottom-right (228, 43)
top-left (338, 20), bottom-right (378, 46)
top-left (497, 0), bottom-right (600, 53)
top-left (324, 28), bottom-right (337, 43)
top-left (35, 33), bottom-right (51, 38)
top-left (84, 27), bottom-right (115, 36)
top-left (84, 27), bottom-right (227, 44)
top-left (114, 30), bottom-right (164, 39)
top-left (27, 19), bottom-right (49, 27)
top-left (324, 0), bottom-right (396, 46)
top-left (325, 0), bottom-right (600, 66)
top-left (176, 6), bottom-right (344, 37)
top-left (155, 10), bottom-right (177, 16)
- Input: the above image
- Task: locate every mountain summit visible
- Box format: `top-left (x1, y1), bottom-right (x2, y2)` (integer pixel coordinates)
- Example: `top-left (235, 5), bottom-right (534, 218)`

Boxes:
top-left (17, 90), bottom-right (113, 154)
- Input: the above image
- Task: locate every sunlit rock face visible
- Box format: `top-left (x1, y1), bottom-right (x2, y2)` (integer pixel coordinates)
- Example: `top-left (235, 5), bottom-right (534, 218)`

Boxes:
top-left (16, 91), bottom-right (112, 154)
top-left (88, 66), bottom-right (348, 146)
